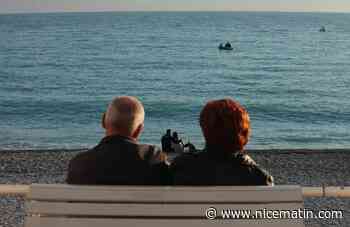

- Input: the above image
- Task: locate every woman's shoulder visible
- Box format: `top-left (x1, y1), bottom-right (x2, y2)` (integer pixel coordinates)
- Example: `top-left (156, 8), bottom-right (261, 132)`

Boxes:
top-left (233, 153), bottom-right (274, 186)
top-left (233, 153), bottom-right (257, 166)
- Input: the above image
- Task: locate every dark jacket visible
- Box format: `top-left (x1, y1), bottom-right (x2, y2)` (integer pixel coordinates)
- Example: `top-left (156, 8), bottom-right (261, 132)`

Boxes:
top-left (171, 151), bottom-right (273, 186)
top-left (66, 135), bottom-right (171, 185)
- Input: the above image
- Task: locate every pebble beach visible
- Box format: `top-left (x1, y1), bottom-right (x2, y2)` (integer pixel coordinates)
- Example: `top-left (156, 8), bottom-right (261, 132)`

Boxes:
top-left (0, 149), bottom-right (349, 227)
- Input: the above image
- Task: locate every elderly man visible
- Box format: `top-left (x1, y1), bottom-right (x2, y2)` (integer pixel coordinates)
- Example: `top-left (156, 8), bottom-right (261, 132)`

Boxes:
top-left (67, 96), bottom-right (170, 185)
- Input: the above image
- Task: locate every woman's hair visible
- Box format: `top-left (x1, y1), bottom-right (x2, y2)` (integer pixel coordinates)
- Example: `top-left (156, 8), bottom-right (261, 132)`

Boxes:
top-left (199, 98), bottom-right (250, 153)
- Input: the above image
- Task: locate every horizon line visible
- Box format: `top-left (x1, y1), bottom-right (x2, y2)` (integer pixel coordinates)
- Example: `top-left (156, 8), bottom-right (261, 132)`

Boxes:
top-left (1, 9), bottom-right (350, 15)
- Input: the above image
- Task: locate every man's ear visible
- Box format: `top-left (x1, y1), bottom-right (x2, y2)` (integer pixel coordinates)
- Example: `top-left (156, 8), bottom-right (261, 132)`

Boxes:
top-left (101, 112), bottom-right (106, 129)
top-left (132, 123), bottom-right (144, 139)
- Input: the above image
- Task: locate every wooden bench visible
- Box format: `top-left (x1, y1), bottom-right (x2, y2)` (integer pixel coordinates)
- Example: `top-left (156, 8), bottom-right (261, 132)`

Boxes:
top-left (25, 184), bottom-right (305, 227)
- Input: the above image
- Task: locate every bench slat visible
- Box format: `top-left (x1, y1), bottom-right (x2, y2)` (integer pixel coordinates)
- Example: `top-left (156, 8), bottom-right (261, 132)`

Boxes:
top-left (28, 184), bottom-right (303, 203)
top-left (25, 217), bottom-right (305, 227)
top-left (27, 201), bottom-right (303, 217)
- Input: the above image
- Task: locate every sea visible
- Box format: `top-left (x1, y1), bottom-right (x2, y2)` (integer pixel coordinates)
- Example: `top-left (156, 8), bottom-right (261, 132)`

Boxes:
top-left (1, 12), bottom-right (350, 150)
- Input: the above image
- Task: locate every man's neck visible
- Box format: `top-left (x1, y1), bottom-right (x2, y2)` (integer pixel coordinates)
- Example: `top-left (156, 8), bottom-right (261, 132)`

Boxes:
top-left (105, 130), bottom-right (137, 142)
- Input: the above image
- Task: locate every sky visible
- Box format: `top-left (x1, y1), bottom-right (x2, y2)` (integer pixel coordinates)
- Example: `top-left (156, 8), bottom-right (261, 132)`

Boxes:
top-left (1, 0), bottom-right (350, 14)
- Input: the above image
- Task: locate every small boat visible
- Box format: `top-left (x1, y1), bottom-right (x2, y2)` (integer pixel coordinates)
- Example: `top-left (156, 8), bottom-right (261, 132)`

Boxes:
top-left (319, 26), bottom-right (326, 32)
top-left (218, 43), bottom-right (233, 50)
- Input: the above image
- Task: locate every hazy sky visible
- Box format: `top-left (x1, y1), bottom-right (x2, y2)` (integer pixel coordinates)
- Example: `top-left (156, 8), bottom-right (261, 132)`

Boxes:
top-left (1, 0), bottom-right (350, 14)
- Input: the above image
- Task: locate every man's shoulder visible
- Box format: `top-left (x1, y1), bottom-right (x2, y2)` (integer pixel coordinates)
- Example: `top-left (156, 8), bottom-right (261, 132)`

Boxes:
top-left (69, 148), bottom-right (100, 167)
top-left (70, 142), bottom-right (166, 164)
top-left (66, 148), bottom-right (100, 184)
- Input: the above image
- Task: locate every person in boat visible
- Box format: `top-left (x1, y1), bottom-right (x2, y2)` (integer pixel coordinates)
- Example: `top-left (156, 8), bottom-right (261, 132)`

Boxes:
top-left (319, 26), bottom-right (326, 32)
top-left (224, 42), bottom-right (232, 48)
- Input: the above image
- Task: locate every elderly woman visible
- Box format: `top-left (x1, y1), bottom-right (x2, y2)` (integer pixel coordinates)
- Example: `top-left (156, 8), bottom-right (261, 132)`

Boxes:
top-left (171, 98), bottom-right (273, 186)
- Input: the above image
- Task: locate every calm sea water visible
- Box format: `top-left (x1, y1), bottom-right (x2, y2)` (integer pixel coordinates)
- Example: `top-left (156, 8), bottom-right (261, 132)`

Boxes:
top-left (1, 12), bottom-right (350, 150)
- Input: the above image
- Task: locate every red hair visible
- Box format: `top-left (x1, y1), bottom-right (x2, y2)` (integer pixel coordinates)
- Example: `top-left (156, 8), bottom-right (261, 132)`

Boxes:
top-left (200, 99), bottom-right (250, 153)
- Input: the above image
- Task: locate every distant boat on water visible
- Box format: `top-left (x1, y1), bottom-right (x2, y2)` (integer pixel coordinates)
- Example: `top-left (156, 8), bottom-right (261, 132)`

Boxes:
top-left (218, 42), bottom-right (233, 50)
top-left (319, 26), bottom-right (326, 32)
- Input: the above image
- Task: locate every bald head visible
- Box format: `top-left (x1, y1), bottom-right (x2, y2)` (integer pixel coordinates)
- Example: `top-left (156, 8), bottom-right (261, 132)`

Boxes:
top-left (104, 96), bottom-right (145, 138)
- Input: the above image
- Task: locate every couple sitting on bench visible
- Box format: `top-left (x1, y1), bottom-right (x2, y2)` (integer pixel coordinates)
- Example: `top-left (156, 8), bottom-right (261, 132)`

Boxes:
top-left (66, 96), bottom-right (273, 186)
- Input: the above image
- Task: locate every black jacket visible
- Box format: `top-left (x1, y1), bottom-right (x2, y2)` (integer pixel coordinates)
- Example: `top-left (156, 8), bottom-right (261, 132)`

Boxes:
top-left (171, 151), bottom-right (273, 186)
top-left (67, 135), bottom-right (170, 185)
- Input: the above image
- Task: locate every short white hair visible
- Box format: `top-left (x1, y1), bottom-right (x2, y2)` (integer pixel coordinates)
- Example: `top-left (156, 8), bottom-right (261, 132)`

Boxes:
top-left (105, 96), bottom-right (145, 134)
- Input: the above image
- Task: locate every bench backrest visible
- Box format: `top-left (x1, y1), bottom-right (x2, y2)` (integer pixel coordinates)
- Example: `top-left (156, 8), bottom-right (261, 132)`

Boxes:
top-left (25, 184), bottom-right (304, 227)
